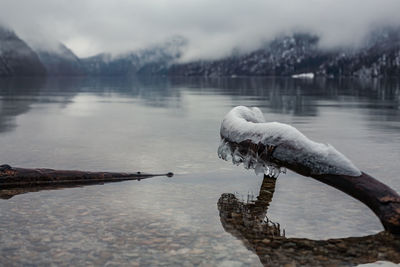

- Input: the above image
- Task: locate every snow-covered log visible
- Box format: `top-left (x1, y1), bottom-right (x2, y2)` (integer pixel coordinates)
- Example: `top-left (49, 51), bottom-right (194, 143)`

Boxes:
top-left (218, 106), bottom-right (400, 234)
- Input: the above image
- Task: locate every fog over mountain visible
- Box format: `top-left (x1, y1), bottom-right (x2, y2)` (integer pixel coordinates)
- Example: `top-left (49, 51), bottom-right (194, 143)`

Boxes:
top-left (1, 0), bottom-right (400, 61)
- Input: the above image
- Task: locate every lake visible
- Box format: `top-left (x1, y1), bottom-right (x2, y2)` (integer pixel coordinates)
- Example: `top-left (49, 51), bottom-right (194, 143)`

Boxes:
top-left (0, 76), bottom-right (399, 266)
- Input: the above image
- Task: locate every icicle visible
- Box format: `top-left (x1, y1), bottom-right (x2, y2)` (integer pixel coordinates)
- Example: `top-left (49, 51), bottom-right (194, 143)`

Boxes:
top-left (217, 138), bottom-right (286, 178)
top-left (254, 163), bottom-right (264, 175)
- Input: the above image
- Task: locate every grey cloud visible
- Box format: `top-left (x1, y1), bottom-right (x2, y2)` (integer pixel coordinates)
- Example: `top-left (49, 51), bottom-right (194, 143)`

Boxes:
top-left (1, 0), bottom-right (400, 60)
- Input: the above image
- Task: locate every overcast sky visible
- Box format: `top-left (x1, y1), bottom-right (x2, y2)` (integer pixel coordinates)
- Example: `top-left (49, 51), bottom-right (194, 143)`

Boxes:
top-left (1, 0), bottom-right (400, 61)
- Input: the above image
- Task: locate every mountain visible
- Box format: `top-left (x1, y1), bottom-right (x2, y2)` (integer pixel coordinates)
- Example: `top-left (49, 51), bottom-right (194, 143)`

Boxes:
top-left (0, 26), bottom-right (46, 76)
top-left (168, 33), bottom-right (326, 77)
top-left (1, 25), bottom-right (400, 78)
top-left (33, 42), bottom-right (85, 76)
top-left (79, 28), bottom-right (400, 78)
top-left (167, 29), bottom-right (400, 78)
top-left (316, 28), bottom-right (400, 77)
top-left (81, 36), bottom-right (187, 76)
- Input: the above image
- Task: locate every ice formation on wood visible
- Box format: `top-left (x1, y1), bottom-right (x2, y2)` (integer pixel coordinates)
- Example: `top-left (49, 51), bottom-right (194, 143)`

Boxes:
top-left (218, 106), bottom-right (361, 177)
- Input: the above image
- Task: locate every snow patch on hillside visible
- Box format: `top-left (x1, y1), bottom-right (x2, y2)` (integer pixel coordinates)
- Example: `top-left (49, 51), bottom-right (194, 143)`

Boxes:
top-left (291, 73), bottom-right (314, 79)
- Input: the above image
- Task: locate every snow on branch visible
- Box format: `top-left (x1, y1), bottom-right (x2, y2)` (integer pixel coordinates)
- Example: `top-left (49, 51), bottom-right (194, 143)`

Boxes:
top-left (218, 106), bottom-right (361, 177)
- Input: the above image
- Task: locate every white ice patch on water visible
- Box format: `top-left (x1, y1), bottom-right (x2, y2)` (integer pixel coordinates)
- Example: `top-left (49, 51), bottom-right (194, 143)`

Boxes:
top-left (219, 106), bottom-right (361, 176)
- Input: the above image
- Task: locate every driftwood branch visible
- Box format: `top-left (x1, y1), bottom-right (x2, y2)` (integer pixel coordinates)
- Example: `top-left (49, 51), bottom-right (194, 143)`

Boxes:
top-left (220, 139), bottom-right (400, 235)
top-left (0, 164), bottom-right (173, 199)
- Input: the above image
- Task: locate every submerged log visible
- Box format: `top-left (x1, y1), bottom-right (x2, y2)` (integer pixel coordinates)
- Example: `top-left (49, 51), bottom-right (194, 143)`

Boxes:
top-left (0, 164), bottom-right (173, 190)
top-left (219, 106), bottom-right (400, 234)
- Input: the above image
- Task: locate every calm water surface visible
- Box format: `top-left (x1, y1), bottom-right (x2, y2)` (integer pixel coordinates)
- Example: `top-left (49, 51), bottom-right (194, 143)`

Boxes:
top-left (0, 77), bottom-right (399, 266)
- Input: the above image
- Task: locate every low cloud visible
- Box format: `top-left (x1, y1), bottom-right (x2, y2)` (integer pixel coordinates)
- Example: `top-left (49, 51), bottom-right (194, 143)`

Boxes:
top-left (1, 0), bottom-right (400, 60)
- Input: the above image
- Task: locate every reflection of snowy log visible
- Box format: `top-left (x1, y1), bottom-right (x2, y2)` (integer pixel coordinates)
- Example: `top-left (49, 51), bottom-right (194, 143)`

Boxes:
top-left (0, 164), bottom-right (173, 199)
top-left (219, 106), bottom-right (400, 234)
top-left (218, 176), bottom-right (400, 266)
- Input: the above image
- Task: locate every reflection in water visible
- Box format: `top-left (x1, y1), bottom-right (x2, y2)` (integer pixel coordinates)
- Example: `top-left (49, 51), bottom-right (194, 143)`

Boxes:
top-left (0, 176), bottom-right (161, 200)
top-left (0, 77), bottom-right (46, 133)
top-left (218, 176), bottom-right (400, 266)
top-left (170, 76), bottom-right (400, 117)
top-left (0, 76), bottom-right (182, 133)
top-left (0, 185), bottom-right (87, 200)
top-left (1, 76), bottom-right (399, 133)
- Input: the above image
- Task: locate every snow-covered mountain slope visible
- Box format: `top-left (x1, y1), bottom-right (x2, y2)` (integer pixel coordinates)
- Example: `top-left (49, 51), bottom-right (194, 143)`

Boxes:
top-left (33, 42), bottom-right (85, 76)
top-left (168, 29), bottom-right (400, 78)
top-left (0, 26), bottom-right (46, 76)
top-left (81, 36), bottom-right (187, 76)
top-left (1, 25), bottom-right (399, 77)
